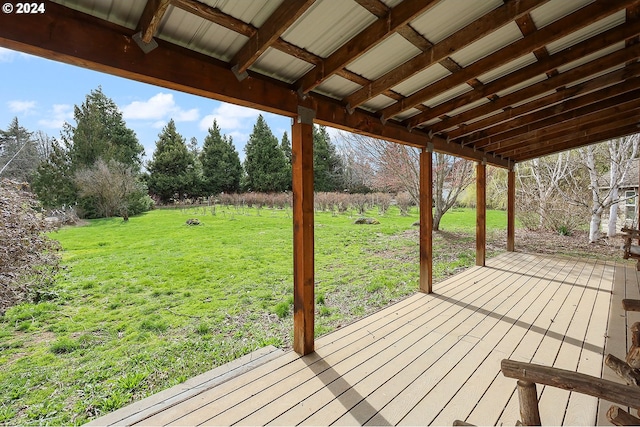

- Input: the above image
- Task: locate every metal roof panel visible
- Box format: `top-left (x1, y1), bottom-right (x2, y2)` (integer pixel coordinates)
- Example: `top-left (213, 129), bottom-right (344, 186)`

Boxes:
top-left (346, 34), bottom-right (421, 81)
top-left (314, 75), bottom-right (362, 99)
top-left (392, 63), bottom-right (451, 97)
top-left (251, 48), bottom-right (314, 84)
top-left (529, 0), bottom-right (595, 29)
top-left (546, 10), bottom-right (626, 55)
top-left (449, 22), bottom-right (523, 68)
top-left (281, 0), bottom-right (377, 58)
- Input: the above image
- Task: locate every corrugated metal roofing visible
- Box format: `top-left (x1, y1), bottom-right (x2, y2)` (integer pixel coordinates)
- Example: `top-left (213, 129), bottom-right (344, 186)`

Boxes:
top-left (23, 0), bottom-right (640, 165)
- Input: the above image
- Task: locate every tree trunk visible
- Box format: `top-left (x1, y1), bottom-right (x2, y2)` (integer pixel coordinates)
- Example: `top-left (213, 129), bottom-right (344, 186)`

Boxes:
top-left (609, 196), bottom-right (619, 237)
top-left (589, 209), bottom-right (602, 243)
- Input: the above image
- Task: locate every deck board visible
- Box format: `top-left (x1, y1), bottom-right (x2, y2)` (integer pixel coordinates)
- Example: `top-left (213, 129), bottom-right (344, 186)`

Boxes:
top-left (88, 252), bottom-right (632, 427)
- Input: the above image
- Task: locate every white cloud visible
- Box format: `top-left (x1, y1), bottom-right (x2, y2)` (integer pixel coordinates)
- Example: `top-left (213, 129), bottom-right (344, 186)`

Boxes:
top-left (7, 100), bottom-right (36, 114)
top-left (199, 103), bottom-right (263, 132)
top-left (37, 104), bottom-right (73, 129)
top-left (120, 92), bottom-right (199, 122)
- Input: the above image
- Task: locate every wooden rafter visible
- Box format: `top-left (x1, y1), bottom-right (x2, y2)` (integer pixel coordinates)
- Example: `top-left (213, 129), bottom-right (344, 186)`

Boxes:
top-left (136, 0), bottom-right (171, 44)
top-left (410, 17), bottom-right (640, 131)
top-left (481, 92), bottom-right (640, 153)
top-left (231, 0), bottom-right (316, 78)
top-left (296, 0), bottom-right (440, 94)
top-left (0, 0), bottom-right (509, 169)
top-left (460, 76), bottom-right (640, 148)
top-left (445, 63), bottom-right (640, 141)
top-left (381, 0), bottom-right (635, 122)
top-left (507, 120), bottom-right (640, 161)
top-left (424, 42), bottom-right (640, 140)
top-left (171, 0), bottom-right (255, 37)
top-left (345, 0), bottom-right (547, 112)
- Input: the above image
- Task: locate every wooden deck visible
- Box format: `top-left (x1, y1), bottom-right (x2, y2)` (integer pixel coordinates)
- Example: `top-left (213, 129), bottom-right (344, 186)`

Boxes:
top-left (89, 252), bottom-right (640, 426)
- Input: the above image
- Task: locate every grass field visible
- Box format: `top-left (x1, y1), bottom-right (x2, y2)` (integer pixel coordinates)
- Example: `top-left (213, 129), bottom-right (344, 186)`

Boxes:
top-left (0, 205), bottom-right (506, 425)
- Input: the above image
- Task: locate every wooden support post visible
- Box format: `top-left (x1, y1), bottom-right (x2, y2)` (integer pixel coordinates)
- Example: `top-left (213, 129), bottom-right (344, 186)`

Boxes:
top-left (419, 146), bottom-right (433, 293)
top-left (476, 161), bottom-right (486, 266)
top-left (292, 106), bottom-right (315, 356)
top-left (517, 380), bottom-right (541, 426)
top-left (507, 167), bottom-right (516, 252)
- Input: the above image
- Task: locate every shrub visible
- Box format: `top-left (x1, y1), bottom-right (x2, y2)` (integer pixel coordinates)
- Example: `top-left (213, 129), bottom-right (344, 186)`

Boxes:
top-left (0, 179), bottom-right (61, 315)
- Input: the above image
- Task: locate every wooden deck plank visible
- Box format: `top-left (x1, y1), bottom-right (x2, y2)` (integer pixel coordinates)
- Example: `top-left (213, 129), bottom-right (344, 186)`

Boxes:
top-left (397, 256), bottom-right (573, 426)
top-left (89, 253), bottom-right (623, 427)
top-left (537, 260), bottom-right (605, 425)
top-left (427, 257), bottom-right (583, 425)
top-left (471, 257), bottom-right (584, 425)
top-left (140, 256), bottom-right (520, 425)
top-left (228, 254), bottom-right (533, 426)
top-left (597, 262), bottom-right (631, 425)
top-left (564, 261), bottom-right (614, 426)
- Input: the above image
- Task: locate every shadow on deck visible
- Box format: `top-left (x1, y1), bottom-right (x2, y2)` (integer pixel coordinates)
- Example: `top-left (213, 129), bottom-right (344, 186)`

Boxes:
top-left (88, 252), bottom-right (640, 426)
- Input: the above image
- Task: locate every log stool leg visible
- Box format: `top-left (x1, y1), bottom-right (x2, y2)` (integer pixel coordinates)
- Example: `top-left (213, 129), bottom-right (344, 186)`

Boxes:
top-left (517, 380), bottom-right (541, 426)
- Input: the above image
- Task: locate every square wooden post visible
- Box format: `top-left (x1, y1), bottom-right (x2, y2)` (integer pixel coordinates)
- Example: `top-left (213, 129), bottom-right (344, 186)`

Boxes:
top-left (507, 167), bottom-right (516, 252)
top-left (292, 106), bottom-right (315, 356)
top-left (420, 145), bottom-right (433, 293)
top-left (476, 161), bottom-right (486, 267)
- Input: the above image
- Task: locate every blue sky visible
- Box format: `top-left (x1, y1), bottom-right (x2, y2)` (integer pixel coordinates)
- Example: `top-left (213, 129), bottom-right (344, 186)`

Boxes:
top-left (0, 47), bottom-right (310, 164)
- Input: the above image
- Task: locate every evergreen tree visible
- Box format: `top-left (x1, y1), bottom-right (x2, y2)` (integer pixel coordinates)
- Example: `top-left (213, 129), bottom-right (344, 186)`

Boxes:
top-left (313, 125), bottom-right (343, 192)
top-left (147, 119), bottom-right (197, 203)
top-left (67, 87), bottom-right (144, 170)
top-left (280, 131), bottom-right (292, 191)
top-left (32, 87), bottom-right (149, 217)
top-left (243, 115), bottom-right (288, 192)
top-left (200, 120), bottom-right (242, 195)
top-left (0, 117), bottom-right (40, 182)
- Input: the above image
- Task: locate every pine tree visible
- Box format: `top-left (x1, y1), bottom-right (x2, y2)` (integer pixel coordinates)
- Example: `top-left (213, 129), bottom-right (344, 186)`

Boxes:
top-left (243, 115), bottom-right (289, 192)
top-left (313, 125), bottom-right (343, 192)
top-left (0, 117), bottom-right (40, 182)
top-left (147, 119), bottom-right (197, 203)
top-left (280, 131), bottom-right (292, 191)
top-left (200, 120), bottom-right (242, 195)
top-left (67, 87), bottom-right (144, 170)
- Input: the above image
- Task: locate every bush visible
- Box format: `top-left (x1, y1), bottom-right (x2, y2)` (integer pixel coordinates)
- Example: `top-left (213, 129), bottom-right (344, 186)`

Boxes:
top-left (0, 180), bottom-right (61, 314)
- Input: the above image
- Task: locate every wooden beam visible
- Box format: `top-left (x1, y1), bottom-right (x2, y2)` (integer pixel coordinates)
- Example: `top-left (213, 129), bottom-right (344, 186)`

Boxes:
top-left (489, 97), bottom-right (640, 155)
top-left (472, 87), bottom-right (640, 150)
top-left (353, 0), bottom-right (389, 18)
top-left (171, 0), bottom-right (256, 36)
top-left (506, 121), bottom-right (640, 161)
top-left (507, 168), bottom-right (515, 252)
top-left (381, 0), bottom-right (636, 122)
top-left (425, 42), bottom-right (640, 139)
top-left (501, 359), bottom-right (640, 410)
top-left (411, 17), bottom-right (640, 130)
top-left (231, 0), bottom-right (315, 77)
top-left (137, 0), bottom-right (171, 44)
top-left (292, 107), bottom-right (315, 356)
top-left (297, 0), bottom-right (440, 94)
top-left (420, 146), bottom-right (433, 293)
top-left (345, 0), bottom-right (546, 110)
top-left (0, 2), bottom-right (510, 168)
top-left (476, 162), bottom-right (486, 267)
top-left (445, 63), bottom-right (640, 141)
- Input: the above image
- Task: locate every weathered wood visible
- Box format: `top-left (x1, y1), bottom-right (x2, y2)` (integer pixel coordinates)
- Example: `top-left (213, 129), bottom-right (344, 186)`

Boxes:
top-left (628, 322), bottom-right (640, 369)
top-left (607, 405), bottom-right (640, 426)
top-left (517, 381), bottom-right (541, 426)
top-left (605, 353), bottom-right (640, 386)
top-left (292, 108), bottom-right (315, 356)
top-left (419, 147), bottom-right (433, 293)
top-left (507, 169), bottom-right (515, 252)
top-left (136, 0), bottom-right (171, 44)
top-left (501, 359), bottom-right (640, 409)
top-left (623, 299), bottom-right (640, 312)
top-left (476, 162), bottom-right (486, 267)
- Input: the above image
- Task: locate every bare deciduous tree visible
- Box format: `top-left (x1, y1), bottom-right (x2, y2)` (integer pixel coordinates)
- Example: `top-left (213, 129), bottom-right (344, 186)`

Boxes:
top-left (339, 133), bottom-right (474, 229)
top-left (74, 158), bottom-right (142, 220)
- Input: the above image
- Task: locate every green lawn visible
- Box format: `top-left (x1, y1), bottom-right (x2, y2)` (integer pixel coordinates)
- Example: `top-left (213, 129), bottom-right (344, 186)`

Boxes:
top-left (0, 206), bottom-right (506, 425)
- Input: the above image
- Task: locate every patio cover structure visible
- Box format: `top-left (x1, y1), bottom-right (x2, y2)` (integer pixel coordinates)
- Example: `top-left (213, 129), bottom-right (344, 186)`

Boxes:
top-left (2, 0), bottom-right (640, 356)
